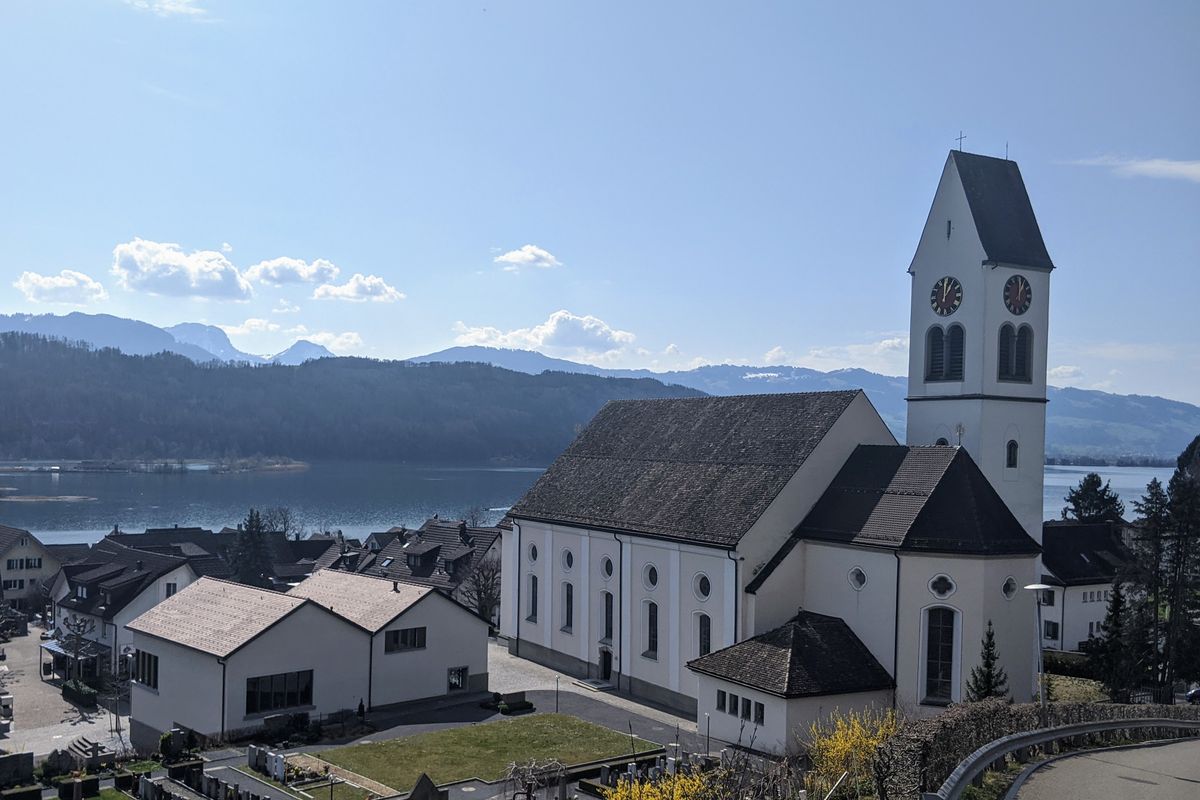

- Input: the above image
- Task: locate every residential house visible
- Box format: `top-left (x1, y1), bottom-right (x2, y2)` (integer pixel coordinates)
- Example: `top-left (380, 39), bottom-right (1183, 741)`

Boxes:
top-left (0, 524), bottom-right (60, 612)
top-left (1039, 520), bottom-right (1134, 651)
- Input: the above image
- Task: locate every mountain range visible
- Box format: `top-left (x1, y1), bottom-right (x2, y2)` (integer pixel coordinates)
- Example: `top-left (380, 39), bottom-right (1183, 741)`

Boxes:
top-left (1, 313), bottom-right (1196, 462)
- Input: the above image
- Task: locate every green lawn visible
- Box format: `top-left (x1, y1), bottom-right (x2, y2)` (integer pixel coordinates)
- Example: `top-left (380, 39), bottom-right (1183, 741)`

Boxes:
top-left (295, 779), bottom-right (373, 800)
top-left (319, 714), bottom-right (658, 789)
top-left (99, 790), bottom-right (131, 800)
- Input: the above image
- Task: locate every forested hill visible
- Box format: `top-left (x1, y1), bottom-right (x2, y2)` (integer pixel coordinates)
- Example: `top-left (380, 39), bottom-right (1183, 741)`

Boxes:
top-left (0, 333), bottom-right (704, 464)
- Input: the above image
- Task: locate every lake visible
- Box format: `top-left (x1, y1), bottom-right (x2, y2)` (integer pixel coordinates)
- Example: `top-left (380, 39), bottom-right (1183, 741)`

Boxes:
top-left (0, 462), bottom-right (1177, 545)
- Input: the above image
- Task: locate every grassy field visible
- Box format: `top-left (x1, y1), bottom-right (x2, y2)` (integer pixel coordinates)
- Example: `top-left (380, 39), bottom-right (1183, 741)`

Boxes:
top-left (99, 790), bottom-right (130, 800)
top-left (295, 779), bottom-right (373, 800)
top-left (319, 714), bottom-right (658, 789)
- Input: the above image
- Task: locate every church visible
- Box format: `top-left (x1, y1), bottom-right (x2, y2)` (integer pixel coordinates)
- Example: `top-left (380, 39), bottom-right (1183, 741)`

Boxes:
top-left (499, 150), bottom-right (1053, 754)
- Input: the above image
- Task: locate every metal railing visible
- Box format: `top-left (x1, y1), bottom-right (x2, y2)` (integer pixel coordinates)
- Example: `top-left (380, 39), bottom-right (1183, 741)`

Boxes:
top-left (920, 717), bottom-right (1200, 800)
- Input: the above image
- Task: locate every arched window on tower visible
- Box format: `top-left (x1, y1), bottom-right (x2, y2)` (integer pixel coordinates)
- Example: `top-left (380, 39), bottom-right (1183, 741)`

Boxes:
top-left (925, 326), bottom-right (945, 381)
top-left (1015, 326), bottom-right (1033, 382)
top-left (1006, 439), bottom-right (1019, 468)
top-left (997, 324), bottom-right (1016, 380)
top-left (945, 324), bottom-right (964, 380)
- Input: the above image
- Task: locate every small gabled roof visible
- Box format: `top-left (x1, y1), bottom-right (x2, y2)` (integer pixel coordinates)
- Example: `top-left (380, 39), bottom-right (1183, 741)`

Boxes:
top-left (127, 576), bottom-right (311, 658)
top-left (510, 391), bottom-right (863, 547)
top-left (1041, 520), bottom-right (1134, 586)
top-left (0, 524), bottom-right (36, 555)
top-left (288, 569), bottom-right (432, 633)
top-left (687, 611), bottom-right (893, 698)
top-left (950, 150), bottom-right (1054, 271)
top-left (794, 444), bottom-right (1040, 556)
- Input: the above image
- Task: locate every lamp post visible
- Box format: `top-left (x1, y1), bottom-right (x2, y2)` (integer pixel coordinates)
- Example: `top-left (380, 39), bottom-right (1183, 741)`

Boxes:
top-left (1025, 583), bottom-right (1053, 727)
top-left (704, 712), bottom-right (710, 754)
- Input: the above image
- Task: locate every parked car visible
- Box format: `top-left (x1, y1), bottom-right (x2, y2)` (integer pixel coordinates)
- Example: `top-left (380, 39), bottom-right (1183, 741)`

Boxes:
top-left (1187, 687), bottom-right (1200, 705)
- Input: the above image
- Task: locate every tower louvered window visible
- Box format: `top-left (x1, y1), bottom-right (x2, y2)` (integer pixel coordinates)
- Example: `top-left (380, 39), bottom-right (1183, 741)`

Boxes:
top-left (998, 324), bottom-right (1016, 380)
top-left (945, 324), bottom-right (964, 380)
top-left (925, 326), bottom-right (945, 381)
top-left (1014, 326), bottom-right (1033, 382)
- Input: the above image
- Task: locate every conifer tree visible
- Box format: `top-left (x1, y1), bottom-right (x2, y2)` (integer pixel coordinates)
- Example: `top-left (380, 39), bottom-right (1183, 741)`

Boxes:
top-left (966, 620), bottom-right (1009, 701)
top-left (233, 508), bottom-right (273, 588)
top-left (1062, 472), bottom-right (1126, 522)
top-left (1086, 582), bottom-right (1136, 702)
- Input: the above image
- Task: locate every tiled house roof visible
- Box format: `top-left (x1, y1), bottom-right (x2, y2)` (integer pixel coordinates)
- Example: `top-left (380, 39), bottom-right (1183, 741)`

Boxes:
top-left (361, 518), bottom-right (500, 593)
top-left (288, 570), bottom-right (432, 632)
top-left (950, 150), bottom-right (1054, 270)
top-left (687, 611), bottom-right (893, 698)
top-left (510, 391), bottom-right (862, 547)
top-left (1041, 520), bottom-right (1134, 586)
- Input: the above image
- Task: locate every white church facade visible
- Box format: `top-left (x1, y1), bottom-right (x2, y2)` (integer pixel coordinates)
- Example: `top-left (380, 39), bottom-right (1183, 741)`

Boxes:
top-left (499, 150), bottom-right (1054, 753)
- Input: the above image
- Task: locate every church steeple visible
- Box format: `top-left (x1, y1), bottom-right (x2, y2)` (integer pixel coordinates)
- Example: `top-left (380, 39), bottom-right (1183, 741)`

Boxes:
top-left (905, 151), bottom-right (1052, 544)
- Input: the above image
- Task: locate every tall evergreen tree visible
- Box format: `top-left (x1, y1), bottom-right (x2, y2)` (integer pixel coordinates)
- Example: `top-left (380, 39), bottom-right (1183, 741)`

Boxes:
top-left (1128, 477), bottom-right (1170, 684)
top-left (1062, 472), bottom-right (1126, 522)
top-left (966, 620), bottom-right (1009, 701)
top-left (1164, 436), bottom-right (1200, 685)
top-left (233, 508), bottom-right (273, 588)
top-left (1086, 582), bottom-right (1137, 702)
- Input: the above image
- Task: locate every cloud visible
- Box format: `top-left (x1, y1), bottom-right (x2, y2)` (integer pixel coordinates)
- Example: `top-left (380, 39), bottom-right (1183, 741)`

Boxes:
top-left (1048, 365), bottom-right (1084, 381)
top-left (245, 257), bottom-right (341, 286)
top-left (313, 273), bottom-right (405, 303)
top-left (219, 318), bottom-right (280, 336)
top-left (664, 343), bottom-right (680, 356)
top-left (494, 244), bottom-right (562, 272)
top-left (303, 330), bottom-right (363, 354)
top-left (124, 0), bottom-right (206, 17)
top-left (763, 345), bottom-right (789, 365)
top-left (272, 300), bottom-right (301, 314)
top-left (453, 310), bottom-right (635, 364)
top-left (789, 334), bottom-right (909, 375)
top-left (1072, 156), bottom-right (1200, 184)
top-left (13, 269), bottom-right (108, 305)
top-left (111, 238), bottom-right (253, 300)
top-left (221, 242), bottom-right (233, 253)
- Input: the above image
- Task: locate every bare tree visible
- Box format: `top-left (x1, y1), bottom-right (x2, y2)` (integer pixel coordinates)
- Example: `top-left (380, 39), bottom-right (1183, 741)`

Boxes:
top-left (459, 556), bottom-right (502, 625)
top-left (263, 506), bottom-right (304, 540)
top-left (461, 505), bottom-right (487, 527)
top-left (61, 614), bottom-right (96, 682)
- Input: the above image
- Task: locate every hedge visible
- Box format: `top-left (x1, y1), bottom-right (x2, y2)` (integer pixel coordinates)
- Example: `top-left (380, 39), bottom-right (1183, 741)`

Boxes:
top-left (1043, 649), bottom-right (1099, 680)
top-left (872, 698), bottom-right (1200, 800)
top-left (61, 680), bottom-right (98, 708)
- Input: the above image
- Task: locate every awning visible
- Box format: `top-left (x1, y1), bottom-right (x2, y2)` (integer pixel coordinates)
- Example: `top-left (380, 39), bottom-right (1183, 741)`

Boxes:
top-left (40, 637), bottom-right (112, 661)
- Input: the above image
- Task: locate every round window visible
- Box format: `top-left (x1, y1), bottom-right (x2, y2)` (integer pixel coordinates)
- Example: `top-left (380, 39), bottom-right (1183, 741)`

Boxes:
top-left (528, 543), bottom-right (538, 563)
top-left (694, 573), bottom-right (711, 600)
top-left (1002, 576), bottom-right (1018, 600)
top-left (848, 567), bottom-right (867, 591)
top-left (561, 550), bottom-right (574, 571)
top-left (929, 574), bottom-right (956, 599)
top-left (601, 556), bottom-right (614, 579)
top-left (644, 564), bottom-right (659, 590)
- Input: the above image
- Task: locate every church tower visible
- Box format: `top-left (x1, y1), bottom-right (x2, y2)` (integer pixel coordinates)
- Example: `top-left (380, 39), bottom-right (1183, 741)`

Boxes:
top-left (905, 151), bottom-right (1054, 544)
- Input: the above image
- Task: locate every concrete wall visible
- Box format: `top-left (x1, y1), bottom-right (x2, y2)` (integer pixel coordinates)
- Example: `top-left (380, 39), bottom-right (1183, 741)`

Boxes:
top-left (800, 542), bottom-right (899, 674)
top-left (370, 592), bottom-right (489, 708)
top-left (130, 631), bottom-right (224, 750)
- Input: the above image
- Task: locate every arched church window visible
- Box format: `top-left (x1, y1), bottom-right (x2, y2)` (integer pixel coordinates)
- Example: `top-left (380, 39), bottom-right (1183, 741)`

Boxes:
top-left (1015, 325), bottom-right (1033, 382)
top-left (924, 607), bottom-right (957, 703)
top-left (935, 438), bottom-right (950, 446)
top-left (925, 326), bottom-right (945, 381)
top-left (1006, 439), bottom-right (1019, 468)
top-left (929, 574), bottom-right (956, 599)
top-left (945, 324), bottom-right (964, 380)
top-left (998, 323), bottom-right (1016, 380)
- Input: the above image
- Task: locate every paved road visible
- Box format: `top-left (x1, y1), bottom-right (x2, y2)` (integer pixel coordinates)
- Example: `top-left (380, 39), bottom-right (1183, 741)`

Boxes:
top-left (1018, 740), bottom-right (1200, 800)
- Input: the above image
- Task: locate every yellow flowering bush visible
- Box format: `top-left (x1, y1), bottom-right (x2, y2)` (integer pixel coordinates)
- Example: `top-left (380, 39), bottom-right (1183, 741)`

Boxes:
top-left (803, 707), bottom-right (898, 799)
top-left (603, 770), bottom-right (721, 800)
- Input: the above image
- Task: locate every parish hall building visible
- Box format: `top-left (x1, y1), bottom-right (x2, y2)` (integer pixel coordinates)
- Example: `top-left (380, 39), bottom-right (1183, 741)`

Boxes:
top-left (499, 150), bottom-right (1055, 753)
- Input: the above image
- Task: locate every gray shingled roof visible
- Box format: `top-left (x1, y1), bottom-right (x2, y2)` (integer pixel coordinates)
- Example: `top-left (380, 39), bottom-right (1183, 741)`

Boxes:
top-left (510, 391), bottom-right (862, 547)
top-left (795, 444), bottom-right (1041, 556)
top-left (687, 611), bottom-right (893, 698)
top-left (951, 150), bottom-right (1054, 271)
top-left (1041, 521), bottom-right (1134, 586)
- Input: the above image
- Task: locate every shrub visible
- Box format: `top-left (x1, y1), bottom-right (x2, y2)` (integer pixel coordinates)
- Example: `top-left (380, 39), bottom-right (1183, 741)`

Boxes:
top-left (603, 771), bottom-right (721, 800)
top-left (1044, 649), bottom-right (1098, 680)
top-left (61, 680), bottom-right (97, 707)
top-left (803, 708), bottom-right (898, 800)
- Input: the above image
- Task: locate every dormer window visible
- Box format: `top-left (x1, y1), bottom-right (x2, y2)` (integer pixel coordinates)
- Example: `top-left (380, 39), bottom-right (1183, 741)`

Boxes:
top-left (380, 558), bottom-right (394, 568)
top-left (77, 585), bottom-right (88, 599)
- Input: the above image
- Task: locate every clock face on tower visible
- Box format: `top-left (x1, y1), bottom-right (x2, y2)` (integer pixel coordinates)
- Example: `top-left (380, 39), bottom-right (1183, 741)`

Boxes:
top-left (930, 276), bottom-right (963, 316)
top-left (1004, 274), bottom-right (1032, 315)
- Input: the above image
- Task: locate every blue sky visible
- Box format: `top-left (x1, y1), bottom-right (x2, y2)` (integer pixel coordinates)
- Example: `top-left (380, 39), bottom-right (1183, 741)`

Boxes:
top-left (2, 1), bottom-right (1197, 403)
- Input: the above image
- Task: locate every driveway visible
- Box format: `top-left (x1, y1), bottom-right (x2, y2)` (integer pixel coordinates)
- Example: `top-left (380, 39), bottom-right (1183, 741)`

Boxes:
top-left (1018, 739), bottom-right (1200, 800)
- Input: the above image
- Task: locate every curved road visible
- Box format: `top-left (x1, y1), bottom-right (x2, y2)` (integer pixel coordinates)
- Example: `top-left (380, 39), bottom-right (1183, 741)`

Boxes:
top-left (1018, 740), bottom-right (1200, 800)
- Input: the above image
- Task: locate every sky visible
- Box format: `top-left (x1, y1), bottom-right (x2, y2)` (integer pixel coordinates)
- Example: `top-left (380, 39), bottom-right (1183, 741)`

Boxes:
top-left (1, 1), bottom-right (1198, 403)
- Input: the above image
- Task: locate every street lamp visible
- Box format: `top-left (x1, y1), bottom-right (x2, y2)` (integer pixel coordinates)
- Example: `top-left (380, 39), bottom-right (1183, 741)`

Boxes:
top-left (1025, 583), bottom-right (1053, 727)
top-left (704, 712), bottom-right (710, 754)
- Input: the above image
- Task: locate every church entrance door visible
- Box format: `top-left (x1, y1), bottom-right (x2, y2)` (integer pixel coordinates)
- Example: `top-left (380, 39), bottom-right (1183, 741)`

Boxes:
top-left (599, 648), bottom-right (612, 681)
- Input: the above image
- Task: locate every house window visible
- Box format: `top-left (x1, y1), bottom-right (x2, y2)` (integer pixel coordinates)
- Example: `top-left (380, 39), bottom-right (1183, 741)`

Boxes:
top-left (134, 650), bottom-right (159, 690)
top-left (1006, 440), bottom-right (1019, 469)
top-left (2, 580), bottom-right (24, 591)
top-left (740, 697), bottom-right (751, 720)
top-left (527, 575), bottom-right (538, 622)
top-left (385, 626), bottom-right (427, 652)
top-left (716, 689), bottom-right (726, 712)
top-left (924, 607), bottom-right (956, 704)
top-left (1041, 589), bottom-right (1055, 607)
top-left (754, 702), bottom-right (765, 726)
top-left (602, 591), bottom-right (614, 642)
top-left (727, 693), bottom-right (738, 716)
top-left (697, 613), bottom-right (711, 657)
top-left (165, 582), bottom-right (178, 598)
top-left (245, 670), bottom-right (312, 715)
top-left (1044, 620), bottom-right (1060, 640)
top-left (28, 557), bottom-right (41, 569)
top-left (1088, 621), bottom-right (1094, 636)
top-left (644, 601), bottom-right (658, 660)
top-left (447, 666), bottom-right (468, 692)
top-left (561, 583), bottom-right (574, 633)
top-left (945, 324), bottom-right (964, 380)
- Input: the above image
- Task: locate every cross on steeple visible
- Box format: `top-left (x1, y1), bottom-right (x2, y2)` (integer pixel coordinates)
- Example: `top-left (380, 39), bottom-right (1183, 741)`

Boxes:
top-left (956, 131), bottom-right (967, 151)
